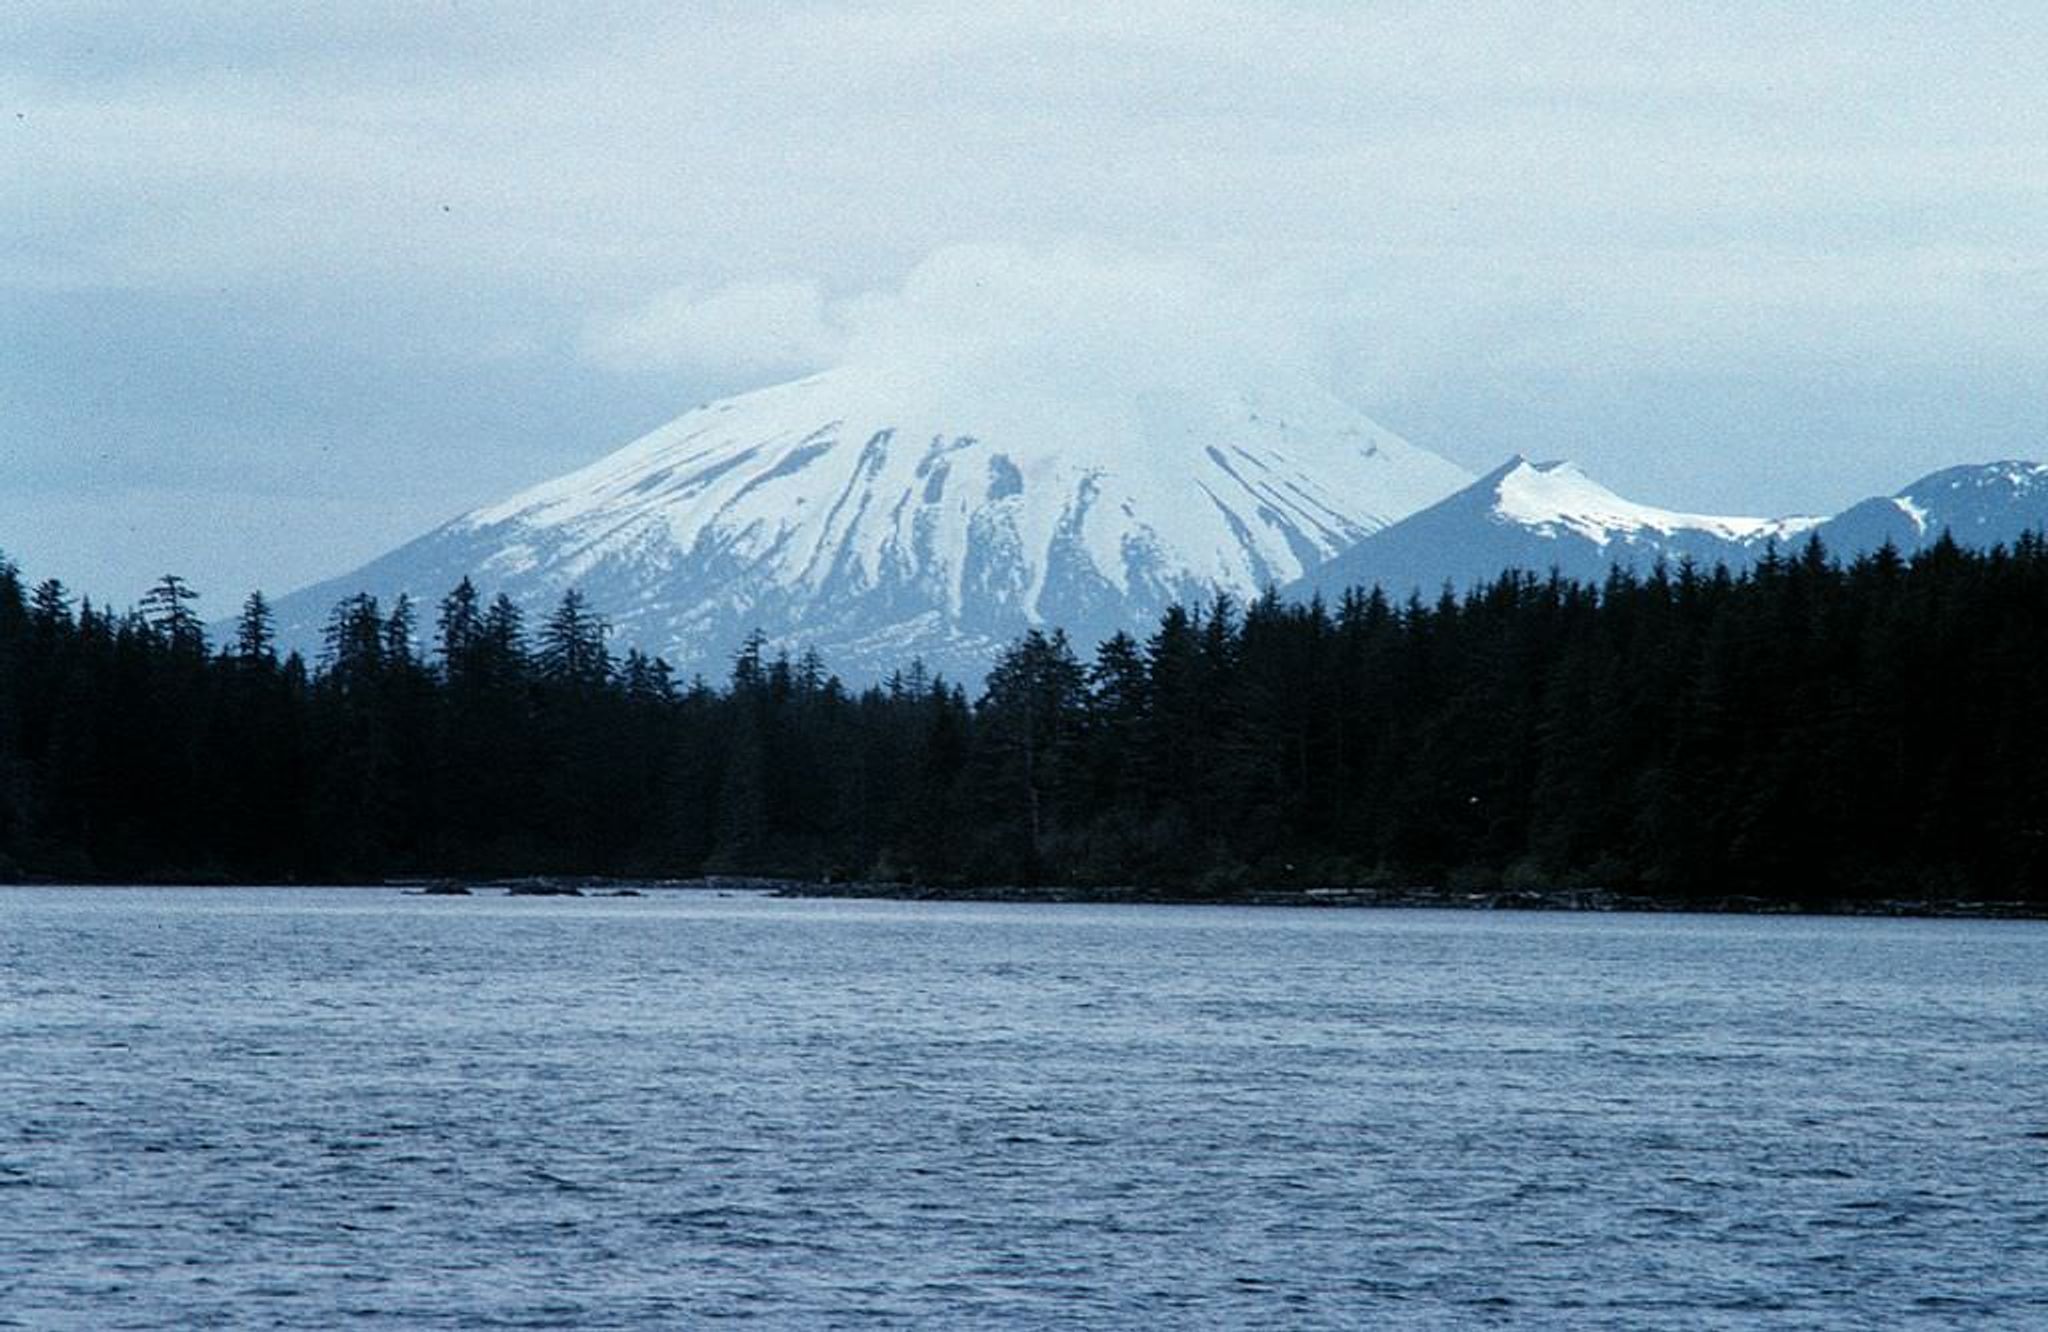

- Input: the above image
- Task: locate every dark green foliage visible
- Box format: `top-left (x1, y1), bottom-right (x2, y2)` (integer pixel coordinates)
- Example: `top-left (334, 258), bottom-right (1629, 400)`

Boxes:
top-left (972, 629), bottom-right (1088, 880)
top-left (0, 537), bottom-right (2042, 901)
top-left (233, 590), bottom-right (276, 664)
top-left (139, 573), bottom-right (205, 655)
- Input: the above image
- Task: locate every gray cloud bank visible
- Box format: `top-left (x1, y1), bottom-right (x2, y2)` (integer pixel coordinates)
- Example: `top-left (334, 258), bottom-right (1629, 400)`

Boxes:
top-left (5, 3), bottom-right (2045, 612)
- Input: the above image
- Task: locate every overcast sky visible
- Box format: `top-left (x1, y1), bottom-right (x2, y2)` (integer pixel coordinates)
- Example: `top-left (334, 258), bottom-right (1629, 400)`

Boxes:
top-left (7, 3), bottom-right (2046, 613)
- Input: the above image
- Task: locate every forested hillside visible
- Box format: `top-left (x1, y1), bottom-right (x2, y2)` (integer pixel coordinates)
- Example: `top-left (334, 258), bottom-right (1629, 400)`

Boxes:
top-left (1, 536), bottom-right (2043, 903)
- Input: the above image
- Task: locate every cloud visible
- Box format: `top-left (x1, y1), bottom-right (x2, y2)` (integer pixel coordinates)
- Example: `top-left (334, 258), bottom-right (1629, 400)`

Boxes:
top-left (844, 243), bottom-right (1311, 385)
top-left (581, 278), bottom-right (845, 379)
top-left (579, 242), bottom-right (1342, 416)
top-left (16, 3), bottom-right (2048, 378)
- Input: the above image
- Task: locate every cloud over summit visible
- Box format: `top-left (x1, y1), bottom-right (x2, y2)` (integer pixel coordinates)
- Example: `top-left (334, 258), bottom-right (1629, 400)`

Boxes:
top-left (582, 279), bottom-right (844, 380)
top-left (583, 244), bottom-right (1323, 403)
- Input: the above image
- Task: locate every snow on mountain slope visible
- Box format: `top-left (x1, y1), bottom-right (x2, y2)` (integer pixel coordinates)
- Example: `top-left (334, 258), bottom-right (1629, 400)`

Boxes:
top-left (1491, 459), bottom-right (1817, 547)
top-left (1290, 455), bottom-right (2048, 607)
top-left (1289, 457), bottom-right (1820, 602)
top-left (1811, 460), bottom-right (2048, 556)
top-left (267, 356), bottom-right (1472, 682)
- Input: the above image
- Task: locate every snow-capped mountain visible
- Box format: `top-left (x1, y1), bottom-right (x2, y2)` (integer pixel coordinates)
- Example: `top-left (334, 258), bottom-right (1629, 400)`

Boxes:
top-left (267, 359), bottom-right (1472, 680)
top-left (1287, 457), bottom-right (1819, 603)
top-left (1289, 456), bottom-right (2048, 604)
top-left (1809, 461), bottom-right (2048, 557)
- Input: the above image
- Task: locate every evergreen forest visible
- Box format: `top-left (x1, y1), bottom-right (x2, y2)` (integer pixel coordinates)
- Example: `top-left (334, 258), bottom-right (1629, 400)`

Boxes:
top-left (1, 534), bottom-right (2044, 905)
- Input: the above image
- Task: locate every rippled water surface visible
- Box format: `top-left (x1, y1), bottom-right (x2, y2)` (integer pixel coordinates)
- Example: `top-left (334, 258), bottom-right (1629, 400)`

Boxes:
top-left (3, 888), bottom-right (2045, 1328)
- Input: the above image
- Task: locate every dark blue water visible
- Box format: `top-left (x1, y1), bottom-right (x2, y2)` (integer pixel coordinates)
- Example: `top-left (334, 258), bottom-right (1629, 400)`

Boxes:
top-left (2, 888), bottom-right (2044, 1328)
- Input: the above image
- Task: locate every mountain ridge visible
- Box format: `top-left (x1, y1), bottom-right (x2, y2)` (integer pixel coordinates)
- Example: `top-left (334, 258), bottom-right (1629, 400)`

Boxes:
top-left (255, 345), bottom-right (2046, 680)
top-left (265, 359), bottom-right (1472, 679)
top-left (1286, 455), bottom-right (2048, 605)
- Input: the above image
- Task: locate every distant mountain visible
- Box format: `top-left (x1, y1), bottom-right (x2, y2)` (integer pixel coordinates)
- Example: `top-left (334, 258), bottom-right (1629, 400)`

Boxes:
top-left (1810, 461), bottom-right (2048, 557)
top-left (264, 358), bottom-right (1470, 681)
top-left (1286, 457), bottom-right (1818, 603)
top-left (1289, 457), bottom-right (2048, 605)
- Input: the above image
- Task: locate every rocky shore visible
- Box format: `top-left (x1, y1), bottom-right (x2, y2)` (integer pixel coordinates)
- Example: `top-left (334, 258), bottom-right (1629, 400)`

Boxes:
top-left (766, 878), bottom-right (2048, 920)
top-left (375, 873), bottom-right (2045, 919)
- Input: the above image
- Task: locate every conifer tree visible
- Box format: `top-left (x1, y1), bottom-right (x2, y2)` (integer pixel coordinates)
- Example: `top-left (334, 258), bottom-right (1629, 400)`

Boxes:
top-left (537, 588), bottom-right (611, 687)
top-left (975, 628), bottom-right (1088, 876)
top-left (234, 590), bottom-right (276, 665)
top-left (140, 574), bottom-right (205, 653)
top-left (436, 577), bottom-right (484, 681)
top-left (30, 579), bottom-right (72, 634)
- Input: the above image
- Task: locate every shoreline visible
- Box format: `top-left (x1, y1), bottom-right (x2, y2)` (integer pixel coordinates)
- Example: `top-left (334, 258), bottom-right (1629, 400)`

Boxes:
top-left (770, 879), bottom-right (2048, 920)
top-left (4, 875), bottom-right (2041, 919)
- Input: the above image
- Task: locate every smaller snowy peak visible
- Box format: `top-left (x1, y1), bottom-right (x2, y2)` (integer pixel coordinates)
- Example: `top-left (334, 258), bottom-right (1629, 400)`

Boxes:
top-left (1897, 459), bottom-right (2048, 504)
top-left (1823, 459), bottom-right (2048, 553)
top-left (1808, 460), bottom-right (2048, 559)
top-left (1489, 458), bottom-right (1812, 546)
top-left (1286, 455), bottom-right (1827, 606)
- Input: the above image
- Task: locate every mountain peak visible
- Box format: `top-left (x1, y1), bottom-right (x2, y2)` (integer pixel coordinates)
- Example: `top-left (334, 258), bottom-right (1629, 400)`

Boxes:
top-left (1287, 457), bottom-right (1821, 604)
top-left (1898, 459), bottom-right (2048, 500)
top-left (1813, 458), bottom-right (2048, 553)
top-left (1486, 456), bottom-right (1800, 547)
top-left (269, 358), bottom-right (1472, 680)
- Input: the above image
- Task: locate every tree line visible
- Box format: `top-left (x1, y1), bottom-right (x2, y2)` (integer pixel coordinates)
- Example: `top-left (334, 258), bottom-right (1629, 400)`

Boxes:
top-left (1, 534), bottom-right (2043, 902)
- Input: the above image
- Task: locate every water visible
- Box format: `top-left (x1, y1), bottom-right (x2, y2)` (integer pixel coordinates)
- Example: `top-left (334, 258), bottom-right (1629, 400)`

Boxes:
top-left (2, 889), bottom-right (2044, 1329)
